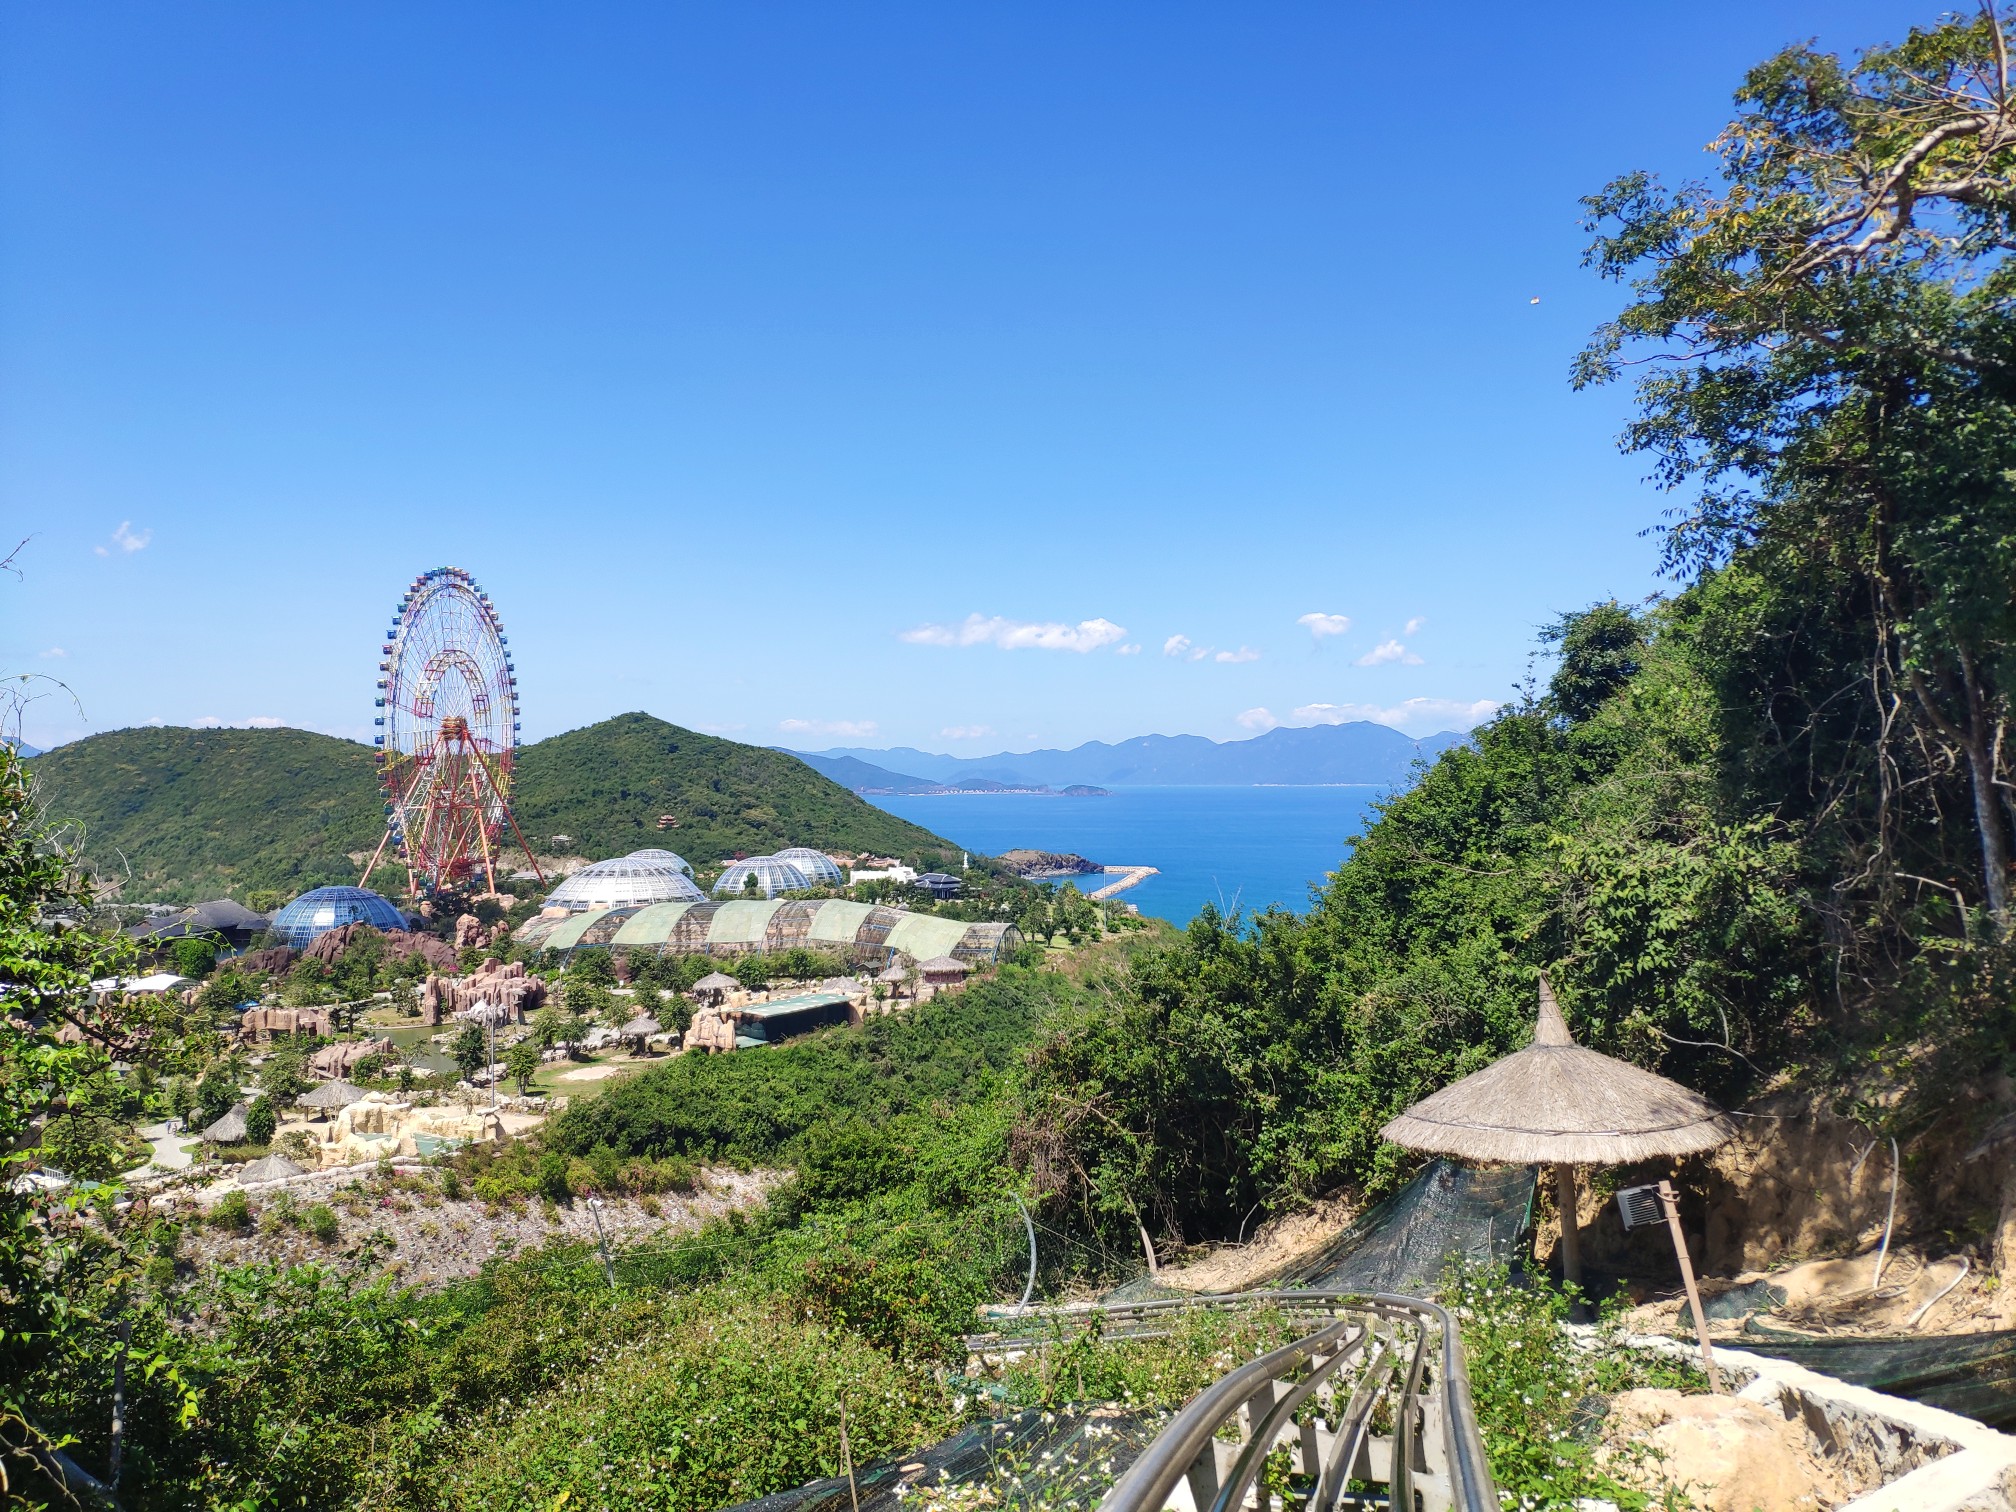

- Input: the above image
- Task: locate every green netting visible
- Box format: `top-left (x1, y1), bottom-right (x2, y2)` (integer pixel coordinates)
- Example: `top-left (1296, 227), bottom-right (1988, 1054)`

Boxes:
top-left (1280, 1158), bottom-right (1537, 1295)
top-left (1739, 1320), bottom-right (2016, 1428)
top-left (720, 1407), bottom-right (1162, 1512)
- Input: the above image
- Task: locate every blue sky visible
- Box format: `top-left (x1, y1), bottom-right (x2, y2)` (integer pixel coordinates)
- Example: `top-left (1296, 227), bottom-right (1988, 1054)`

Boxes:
top-left (2, 2), bottom-right (1914, 753)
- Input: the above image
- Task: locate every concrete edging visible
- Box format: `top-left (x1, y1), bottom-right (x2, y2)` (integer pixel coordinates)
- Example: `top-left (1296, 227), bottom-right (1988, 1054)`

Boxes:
top-left (1618, 1331), bottom-right (2016, 1512)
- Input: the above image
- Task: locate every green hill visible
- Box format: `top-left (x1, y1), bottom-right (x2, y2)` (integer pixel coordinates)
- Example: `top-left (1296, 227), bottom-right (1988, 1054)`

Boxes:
top-left (25, 713), bottom-right (958, 903)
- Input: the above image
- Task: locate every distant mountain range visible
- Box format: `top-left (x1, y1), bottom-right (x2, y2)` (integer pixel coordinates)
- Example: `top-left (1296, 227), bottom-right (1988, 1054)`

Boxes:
top-left (788, 721), bottom-right (1467, 792)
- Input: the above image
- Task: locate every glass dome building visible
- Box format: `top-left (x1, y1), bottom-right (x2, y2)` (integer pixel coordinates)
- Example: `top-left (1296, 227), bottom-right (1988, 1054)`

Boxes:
top-left (270, 886), bottom-right (408, 948)
top-left (544, 854), bottom-right (707, 912)
top-left (712, 856), bottom-right (813, 899)
top-left (773, 847), bottom-right (845, 887)
top-left (623, 848), bottom-right (694, 875)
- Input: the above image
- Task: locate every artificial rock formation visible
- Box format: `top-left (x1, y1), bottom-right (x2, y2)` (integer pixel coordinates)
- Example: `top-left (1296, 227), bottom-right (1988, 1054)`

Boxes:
top-left (303, 922), bottom-right (458, 972)
top-left (309, 1036), bottom-right (393, 1080)
top-left (454, 912), bottom-right (502, 951)
top-left (313, 1092), bottom-right (507, 1167)
top-left (237, 946), bottom-right (296, 976)
top-left (239, 1005), bottom-right (336, 1040)
top-left (419, 957), bottom-right (545, 1026)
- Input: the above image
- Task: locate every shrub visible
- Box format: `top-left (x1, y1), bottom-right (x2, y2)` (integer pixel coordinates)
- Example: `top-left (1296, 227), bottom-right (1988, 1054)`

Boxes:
top-left (244, 1097), bottom-right (278, 1147)
top-left (211, 1190), bottom-right (253, 1231)
top-left (1445, 1262), bottom-right (1702, 1508)
top-left (537, 1151), bottom-right (572, 1204)
top-left (433, 1297), bottom-right (958, 1512)
top-left (438, 1168), bottom-right (463, 1201)
top-left (304, 1203), bottom-right (340, 1243)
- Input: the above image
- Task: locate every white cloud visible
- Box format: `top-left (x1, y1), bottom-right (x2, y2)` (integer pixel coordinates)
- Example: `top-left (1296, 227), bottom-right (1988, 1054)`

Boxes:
top-left (778, 717), bottom-right (879, 739)
top-left (940, 724), bottom-right (996, 740)
top-left (899, 614), bottom-right (1126, 653)
top-left (1115, 643), bottom-right (1142, 656)
top-left (38, 647), bottom-right (65, 659)
top-left (1162, 634), bottom-right (1193, 658)
top-left (1236, 707), bottom-right (1279, 731)
top-left (99, 521), bottom-right (151, 555)
top-left (1290, 698), bottom-right (1501, 733)
top-left (1215, 646), bottom-right (1261, 664)
top-left (191, 715), bottom-right (286, 729)
top-left (1404, 616), bottom-right (1427, 635)
top-left (1356, 639), bottom-right (1423, 667)
top-left (1297, 612), bottom-right (1353, 639)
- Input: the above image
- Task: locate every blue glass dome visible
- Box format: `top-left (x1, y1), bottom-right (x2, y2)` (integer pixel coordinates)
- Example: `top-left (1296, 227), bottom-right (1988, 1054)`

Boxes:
top-left (270, 886), bottom-right (408, 948)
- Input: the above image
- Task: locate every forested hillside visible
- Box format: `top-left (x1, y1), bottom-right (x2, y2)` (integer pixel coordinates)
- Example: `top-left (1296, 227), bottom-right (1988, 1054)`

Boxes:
top-left (26, 713), bottom-right (958, 901)
top-left (1016, 16), bottom-right (2016, 1249)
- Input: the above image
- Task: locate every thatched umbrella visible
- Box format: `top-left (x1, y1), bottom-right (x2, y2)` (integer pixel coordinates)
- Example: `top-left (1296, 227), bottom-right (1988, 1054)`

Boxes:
top-left (296, 1079), bottom-right (365, 1118)
top-left (237, 1152), bottom-right (305, 1183)
top-left (201, 1102), bottom-right (250, 1144)
top-left (620, 1013), bottom-right (662, 1050)
top-left (1380, 974), bottom-right (1734, 1292)
top-left (875, 960), bottom-right (910, 996)
top-left (690, 971), bottom-right (737, 1005)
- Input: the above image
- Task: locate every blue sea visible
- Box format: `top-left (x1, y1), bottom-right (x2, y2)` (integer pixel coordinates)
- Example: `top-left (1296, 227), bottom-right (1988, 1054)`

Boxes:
top-left (866, 785), bottom-right (1389, 924)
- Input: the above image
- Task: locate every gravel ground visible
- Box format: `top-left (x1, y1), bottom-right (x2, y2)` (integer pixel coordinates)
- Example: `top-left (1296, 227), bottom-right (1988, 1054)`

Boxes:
top-left (168, 1165), bottom-right (776, 1288)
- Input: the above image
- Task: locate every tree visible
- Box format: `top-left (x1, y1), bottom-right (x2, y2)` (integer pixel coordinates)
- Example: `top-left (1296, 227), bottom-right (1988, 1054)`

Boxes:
top-left (451, 1025), bottom-right (487, 1083)
top-left (195, 1064), bottom-right (239, 1128)
top-left (244, 1097), bottom-right (278, 1147)
top-left (529, 1004), bottom-right (566, 1050)
top-left (169, 934), bottom-right (219, 980)
top-left (1543, 601), bottom-right (1645, 724)
top-left (1577, 11), bottom-right (2016, 930)
top-left (504, 1041), bottom-right (541, 1097)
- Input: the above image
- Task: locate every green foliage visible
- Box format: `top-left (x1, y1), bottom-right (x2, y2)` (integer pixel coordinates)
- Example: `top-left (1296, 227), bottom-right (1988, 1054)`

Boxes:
top-left (168, 934), bottom-right (219, 980)
top-left (305, 1205), bottom-right (340, 1244)
top-left (504, 1040), bottom-right (541, 1096)
top-left (195, 1064), bottom-right (239, 1128)
top-left (211, 1190), bottom-right (253, 1231)
top-left (432, 1297), bottom-right (959, 1512)
top-left (450, 1025), bottom-right (486, 1081)
top-left (553, 968), bottom-right (1070, 1165)
top-left (27, 714), bottom-right (962, 904)
top-left (1446, 1263), bottom-right (1700, 1509)
top-left (244, 1097), bottom-right (278, 1147)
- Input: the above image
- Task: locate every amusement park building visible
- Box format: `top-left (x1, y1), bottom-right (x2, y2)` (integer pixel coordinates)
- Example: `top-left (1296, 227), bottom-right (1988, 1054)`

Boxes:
top-left (270, 886), bottom-right (408, 948)
top-left (772, 847), bottom-right (846, 887)
top-left (712, 856), bottom-right (813, 899)
top-left (543, 851), bottom-right (706, 912)
top-left (514, 898), bottom-right (1020, 969)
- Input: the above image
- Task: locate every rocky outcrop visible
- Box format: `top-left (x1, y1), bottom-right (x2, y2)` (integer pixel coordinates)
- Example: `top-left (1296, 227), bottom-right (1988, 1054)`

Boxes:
top-left (238, 946), bottom-right (296, 976)
top-left (314, 1092), bottom-right (508, 1167)
top-left (240, 1005), bottom-right (335, 1039)
top-left (309, 1036), bottom-right (392, 1079)
top-left (454, 912), bottom-right (502, 951)
top-left (419, 957), bottom-right (545, 1026)
top-left (303, 923), bottom-right (458, 971)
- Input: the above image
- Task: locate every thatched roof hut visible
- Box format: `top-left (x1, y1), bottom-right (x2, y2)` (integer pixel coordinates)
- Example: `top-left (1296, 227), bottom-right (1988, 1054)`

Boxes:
top-left (691, 971), bottom-right (737, 995)
top-left (1381, 974), bottom-right (1735, 1289)
top-left (201, 1102), bottom-right (250, 1143)
top-left (620, 1013), bottom-right (662, 1039)
top-left (875, 960), bottom-right (910, 986)
top-left (296, 1079), bottom-right (365, 1114)
top-left (237, 1153), bottom-right (305, 1183)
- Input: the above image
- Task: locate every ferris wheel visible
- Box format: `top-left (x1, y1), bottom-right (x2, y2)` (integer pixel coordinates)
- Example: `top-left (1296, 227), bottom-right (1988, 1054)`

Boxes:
top-left (359, 566), bottom-right (543, 897)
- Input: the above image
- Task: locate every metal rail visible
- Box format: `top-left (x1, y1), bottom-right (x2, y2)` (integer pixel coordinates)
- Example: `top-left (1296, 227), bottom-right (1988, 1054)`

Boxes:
top-left (970, 1290), bottom-right (1496, 1512)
